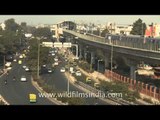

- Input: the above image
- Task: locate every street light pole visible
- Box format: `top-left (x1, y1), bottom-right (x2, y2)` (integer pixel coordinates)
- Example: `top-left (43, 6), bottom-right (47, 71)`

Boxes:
top-left (108, 35), bottom-right (113, 82)
top-left (37, 40), bottom-right (40, 79)
top-left (111, 40), bottom-right (113, 81)
top-left (3, 55), bottom-right (5, 70)
top-left (37, 37), bottom-right (42, 79)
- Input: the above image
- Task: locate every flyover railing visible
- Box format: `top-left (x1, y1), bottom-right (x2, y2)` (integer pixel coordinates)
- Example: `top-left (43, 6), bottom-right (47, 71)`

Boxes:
top-left (63, 29), bottom-right (160, 53)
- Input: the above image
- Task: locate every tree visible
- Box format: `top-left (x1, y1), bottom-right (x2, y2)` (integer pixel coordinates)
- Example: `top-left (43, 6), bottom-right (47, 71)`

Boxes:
top-left (33, 27), bottom-right (52, 39)
top-left (20, 22), bottom-right (27, 32)
top-left (4, 18), bottom-right (19, 32)
top-left (130, 18), bottom-right (146, 35)
top-left (101, 28), bottom-right (109, 37)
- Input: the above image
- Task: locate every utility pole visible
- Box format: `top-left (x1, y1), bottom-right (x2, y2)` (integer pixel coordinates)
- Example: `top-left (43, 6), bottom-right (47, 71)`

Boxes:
top-left (111, 39), bottom-right (113, 82)
top-left (142, 23), bottom-right (143, 36)
top-left (37, 39), bottom-right (40, 79)
top-left (3, 55), bottom-right (5, 70)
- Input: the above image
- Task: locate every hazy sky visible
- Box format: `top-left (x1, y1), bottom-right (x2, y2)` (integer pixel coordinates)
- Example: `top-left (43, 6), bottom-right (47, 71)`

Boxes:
top-left (0, 15), bottom-right (159, 25)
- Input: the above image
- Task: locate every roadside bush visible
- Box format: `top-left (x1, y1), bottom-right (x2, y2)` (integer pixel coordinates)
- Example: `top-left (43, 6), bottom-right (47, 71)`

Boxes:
top-left (37, 79), bottom-right (45, 87)
top-left (42, 83), bottom-right (53, 93)
top-left (143, 98), bottom-right (153, 104)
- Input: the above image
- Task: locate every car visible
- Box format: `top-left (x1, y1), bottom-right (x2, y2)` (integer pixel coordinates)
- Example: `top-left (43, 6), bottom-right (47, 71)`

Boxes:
top-left (22, 65), bottom-right (27, 69)
top-left (20, 75), bottom-right (27, 82)
top-left (19, 55), bottom-right (23, 58)
top-left (25, 67), bottom-right (30, 72)
top-left (13, 59), bottom-right (17, 62)
top-left (54, 58), bottom-right (58, 62)
top-left (51, 53), bottom-right (55, 56)
top-left (54, 62), bottom-right (59, 66)
top-left (75, 71), bottom-right (81, 76)
top-left (86, 77), bottom-right (92, 83)
top-left (42, 64), bottom-right (47, 68)
top-left (47, 68), bottom-right (53, 73)
top-left (5, 62), bottom-right (12, 67)
top-left (60, 67), bottom-right (65, 72)
top-left (94, 83), bottom-right (100, 89)
top-left (6, 67), bottom-right (12, 70)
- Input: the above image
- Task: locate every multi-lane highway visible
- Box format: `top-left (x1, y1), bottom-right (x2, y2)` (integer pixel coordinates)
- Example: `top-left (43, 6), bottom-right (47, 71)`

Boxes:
top-left (41, 53), bottom-right (110, 105)
top-left (0, 62), bottom-right (56, 105)
top-left (0, 45), bottom-right (113, 105)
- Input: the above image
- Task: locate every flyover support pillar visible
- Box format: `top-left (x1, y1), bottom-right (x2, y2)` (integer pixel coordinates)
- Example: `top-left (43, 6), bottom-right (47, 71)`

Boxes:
top-left (130, 65), bottom-right (137, 80)
top-left (79, 45), bottom-right (83, 60)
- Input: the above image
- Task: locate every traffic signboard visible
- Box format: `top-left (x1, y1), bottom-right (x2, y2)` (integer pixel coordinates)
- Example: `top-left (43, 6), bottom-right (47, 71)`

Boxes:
top-left (54, 42), bottom-right (63, 47)
top-left (42, 42), bottom-right (53, 47)
top-left (63, 42), bottom-right (72, 48)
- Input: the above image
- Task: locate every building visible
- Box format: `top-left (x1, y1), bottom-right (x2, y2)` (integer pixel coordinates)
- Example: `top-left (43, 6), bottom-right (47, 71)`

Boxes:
top-left (145, 23), bottom-right (160, 38)
top-left (50, 24), bottom-right (58, 38)
top-left (0, 23), bottom-right (5, 30)
top-left (106, 22), bottom-right (133, 35)
top-left (57, 20), bottom-right (76, 30)
top-left (115, 25), bottom-right (133, 35)
top-left (35, 24), bottom-right (51, 28)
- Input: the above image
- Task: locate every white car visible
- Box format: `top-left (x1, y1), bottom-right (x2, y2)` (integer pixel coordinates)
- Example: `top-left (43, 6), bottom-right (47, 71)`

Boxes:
top-left (60, 67), bottom-right (65, 72)
top-left (51, 53), bottom-right (55, 56)
top-left (54, 58), bottom-right (58, 62)
top-left (13, 59), bottom-right (17, 62)
top-left (6, 67), bottom-right (12, 70)
top-left (19, 55), bottom-right (23, 58)
top-left (54, 62), bottom-right (59, 66)
top-left (20, 76), bottom-right (27, 82)
top-left (25, 67), bottom-right (30, 72)
top-left (42, 64), bottom-right (46, 68)
top-left (5, 62), bottom-right (11, 67)
top-left (22, 65), bottom-right (27, 69)
top-left (76, 71), bottom-right (81, 76)
top-left (47, 68), bottom-right (52, 73)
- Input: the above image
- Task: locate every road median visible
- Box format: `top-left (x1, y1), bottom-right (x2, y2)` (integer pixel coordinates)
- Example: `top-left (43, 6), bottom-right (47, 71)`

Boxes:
top-left (31, 77), bottom-right (67, 105)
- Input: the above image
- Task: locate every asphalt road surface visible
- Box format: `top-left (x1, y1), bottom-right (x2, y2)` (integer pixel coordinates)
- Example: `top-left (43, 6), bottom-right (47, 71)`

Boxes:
top-left (0, 61), bottom-right (56, 105)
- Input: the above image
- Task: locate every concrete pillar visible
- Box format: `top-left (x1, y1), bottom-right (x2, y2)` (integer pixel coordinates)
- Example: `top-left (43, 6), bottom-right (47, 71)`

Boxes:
top-left (142, 82), bottom-right (144, 93)
top-left (104, 57), bottom-right (110, 69)
top-left (134, 80), bottom-right (136, 89)
top-left (79, 46), bottom-right (83, 60)
top-left (146, 84), bottom-right (148, 95)
top-left (154, 87), bottom-right (157, 98)
top-left (150, 86), bottom-right (153, 96)
top-left (124, 77), bottom-right (126, 83)
top-left (84, 48), bottom-right (87, 61)
top-left (130, 79), bottom-right (133, 88)
top-left (127, 78), bottom-right (130, 83)
top-left (130, 65), bottom-right (136, 80)
top-left (91, 51), bottom-right (95, 64)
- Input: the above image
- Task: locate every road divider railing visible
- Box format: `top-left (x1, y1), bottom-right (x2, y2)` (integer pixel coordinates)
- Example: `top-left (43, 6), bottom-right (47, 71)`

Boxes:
top-left (31, 77), bottom-right (67, 105)
top-left (0, 95), bottom-right (9, 105)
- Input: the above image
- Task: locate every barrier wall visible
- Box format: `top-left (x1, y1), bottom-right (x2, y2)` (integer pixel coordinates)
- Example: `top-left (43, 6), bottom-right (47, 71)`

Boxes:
top-left (104, 70), bottom-right (160, 101)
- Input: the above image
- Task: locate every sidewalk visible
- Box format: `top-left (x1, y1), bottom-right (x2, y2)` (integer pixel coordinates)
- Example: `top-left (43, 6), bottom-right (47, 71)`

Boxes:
top-left (78, 67), bottom-right (110, 83)
top-left (66, 51), bottom-right (110, 83)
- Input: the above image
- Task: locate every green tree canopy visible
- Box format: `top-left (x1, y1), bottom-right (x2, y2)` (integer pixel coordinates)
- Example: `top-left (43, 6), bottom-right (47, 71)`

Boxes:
top-left (4, 18), bottom-right (19, 32)
top-left (101, 28), bottom-right (109, 37)
top-left (130, 18), bottom-right (146, 36)
top-left (33, 27), bottom-right (52, 39)
top-left (20, 22), bottom-right (27, 32)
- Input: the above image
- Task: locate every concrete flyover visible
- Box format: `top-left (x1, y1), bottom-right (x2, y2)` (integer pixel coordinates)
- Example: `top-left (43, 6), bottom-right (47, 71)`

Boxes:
top-left (63, 29), bottom-right (160, 80)
top-left (63, 29), bottom-right (160, 65)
